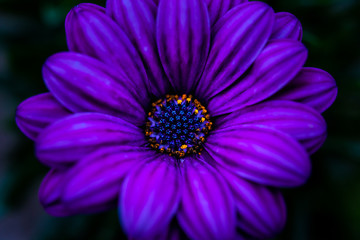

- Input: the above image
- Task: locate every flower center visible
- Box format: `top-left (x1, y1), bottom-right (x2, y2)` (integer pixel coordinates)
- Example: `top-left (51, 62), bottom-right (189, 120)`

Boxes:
top-left (146, 94), bottom-right (212, 158)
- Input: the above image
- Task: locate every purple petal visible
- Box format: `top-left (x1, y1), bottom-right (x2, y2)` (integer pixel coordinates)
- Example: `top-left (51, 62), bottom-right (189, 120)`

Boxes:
top-left (204, 0), bottom-right (249, 27)
top-left (153, 0), bottom-right (247, 12)
top-left (15, 93), bottom-right (71, 140)
top-left (149, 221), bottom-right (188, 240)
top-left (204, 0), bottom-right (231, 27)
top-left (221, 168), bottom-right (286, 238)
top-left (273, 67), bottom-right (337, 113)
top-left (177, 158), bottom-right (236, 240)
top-left (195, 2), bottom-right (275, 100)
top-left (235, 232), bottom-right (248, 240)
top-left (62, 146), bottom-right (153, 214)
top-left (106, 0), bottom-right (171, 97)
top-left (270, 12), bottom-right (303, 41)
top-left (205, 125), bottom-right (311, 187)
top-left (217, 100), bottom-right (327, 154)
top-left (229, 0), bottom-right (248, 8)
top-left (38, 169), bottom-right (71, 217)
top-left (158, 225), bottom-right (187, 240)
top-left (208, 39), bottom-right (308, 116)
top-left (157, 0), bottom-right (210, 93)
top-left (43, 52), bottom-right (146, 126)
top-left (36, 113), bottom-right (145, 168)
top-left (66, 3), bottom-right (150, 95)
top-left (120, 156), bottom-right (181, 239)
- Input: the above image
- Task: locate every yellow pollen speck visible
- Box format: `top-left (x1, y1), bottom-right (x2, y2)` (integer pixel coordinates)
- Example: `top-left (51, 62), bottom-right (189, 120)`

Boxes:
top-left (146, 94), bottom-right (213, 158)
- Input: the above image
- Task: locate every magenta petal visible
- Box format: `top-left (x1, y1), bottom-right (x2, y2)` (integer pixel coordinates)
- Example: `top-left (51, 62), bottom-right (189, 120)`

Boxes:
top-left (177, 158), bottom-right (236, 240)
top-left (38, 169), bottom-right (70, 217)
top-left (157, 0), bottom-right (210, 93)
top-left (204, 0), bottom-right (231, 27)
top-left (36, 113), bottom-right (145, 168)
top-left (15, 93), bottom-right (71, 140)
top-left (43, 52), bottom-right (146, 126)
top-left (106, 0), bottom-right (171, 97)
top-left (221, 168), bottom-right (286, 238)
top-left (195, 2), bottom-right (275, 100)
top-left (270, 12), bottom-right (303, 41)
top-left (218, 100), bottom-right (327, 154)
top-left (206, 125), bottom-right (311, 187)
top-left (119, 156), bottom-right (181, 239)
top-left (63, 146), bottom-right (153, 214)
top-left (208, 39), bottom-right (308, 116)
top-left (273, 67), bottom-right (338, 113)
top-left (66, 3), bottom-right (149, 95)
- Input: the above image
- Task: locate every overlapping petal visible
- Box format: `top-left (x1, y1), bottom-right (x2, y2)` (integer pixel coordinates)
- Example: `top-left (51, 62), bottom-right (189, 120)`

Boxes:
top-left (204, 0), bottom-right (231, 27)
top-left (120, 156), bottom-right (181, 239)
top-left (177, 158), bottom-right (236, 240)
top-left (220, 168), bottom-right (286, 238)
top-left (217, 100), bottom-right (327, 153)
top-left (154, 0), bottom-right (248, 26)
top-left (195, 1), bottom-right (275, 100)
top-left (15, 93), bottom-right (71, 140)
top-left (36, 113), bottom-right (145, 168)
top-left (106, 0), bottom-right (171, 97)
top-left (205, 125), bottom-right (311, 187)
top-left (157, 224), bottom-right (188, 240)
top-left (230, 0), bottom-right (248, 8)
top-left (63, 146), bottom-right (154, 213)
top-left (152, 0), bottom-right (248, 12)
top-left (148, 221), bottom-right (189, 240)
top-left (66, 3), bottom-right (150, 95)
top-left (270, 12), bottom-right (302, 41)
top-left (157, 0), bottom-right (210, 93)
top-left (273, 67), bottom-right (337, 113)
top-left (38, 169), bottom-right (70, 217)
top-left (208, 39), bottom-right (307, 116)
top-left (43, 52), bottom-right (146, 125)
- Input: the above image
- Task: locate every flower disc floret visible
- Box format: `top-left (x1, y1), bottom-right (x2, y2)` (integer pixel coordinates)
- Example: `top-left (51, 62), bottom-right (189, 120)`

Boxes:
top-left (146, 94), bottom-right (212, 158)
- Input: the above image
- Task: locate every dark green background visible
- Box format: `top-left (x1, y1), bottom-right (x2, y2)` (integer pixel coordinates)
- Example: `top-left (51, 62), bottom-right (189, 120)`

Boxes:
top-left (0, 0), bottom-right (359, 239)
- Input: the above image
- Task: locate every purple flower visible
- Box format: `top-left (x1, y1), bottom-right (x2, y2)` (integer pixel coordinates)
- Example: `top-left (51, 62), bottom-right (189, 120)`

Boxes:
top-left (15, 0), bottom-right (337, 239)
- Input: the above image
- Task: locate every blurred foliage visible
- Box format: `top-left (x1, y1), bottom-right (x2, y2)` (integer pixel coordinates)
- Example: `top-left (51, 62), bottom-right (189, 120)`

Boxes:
top-left (0, 0), bottom-right (359, 239)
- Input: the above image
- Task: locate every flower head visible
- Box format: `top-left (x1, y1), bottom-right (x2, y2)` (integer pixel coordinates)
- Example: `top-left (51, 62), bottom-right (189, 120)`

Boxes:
top-left (16, 0), bottom-right (337, 239)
